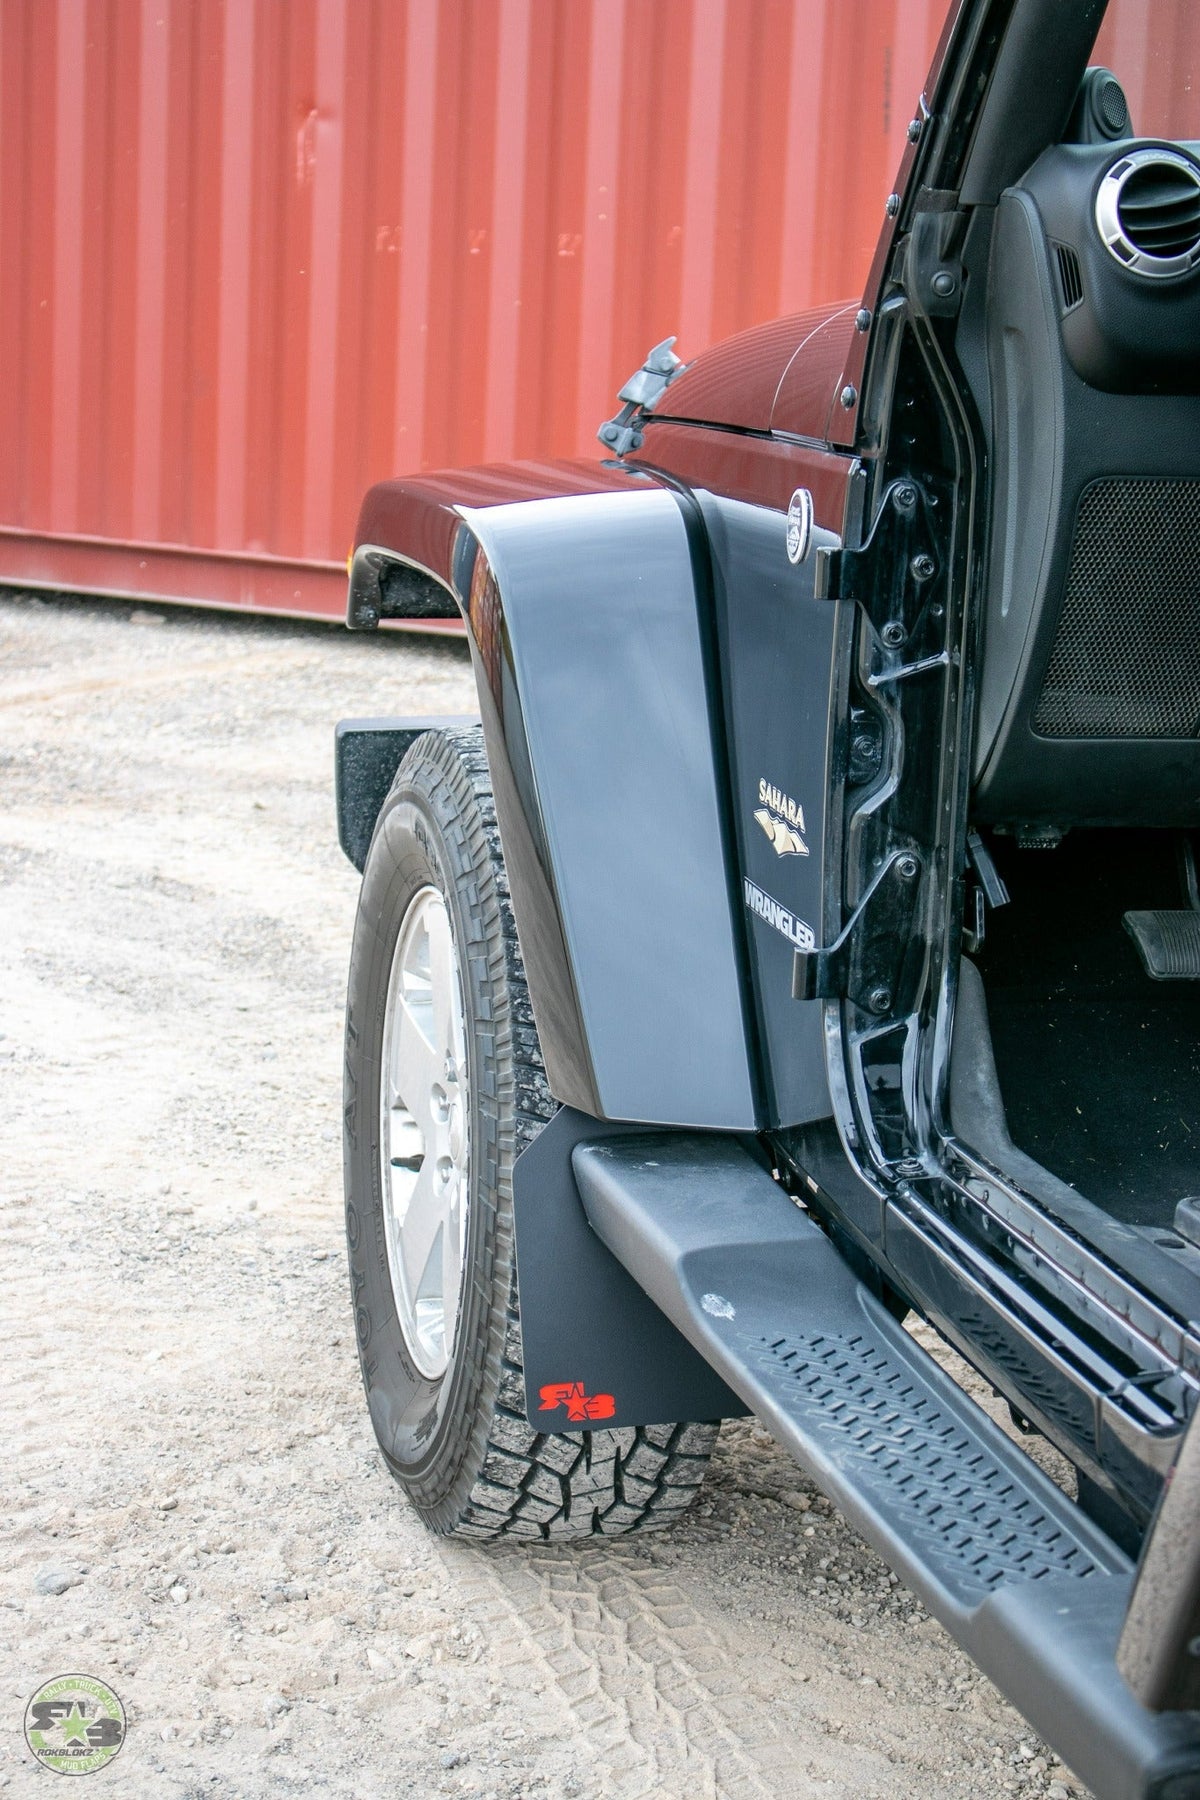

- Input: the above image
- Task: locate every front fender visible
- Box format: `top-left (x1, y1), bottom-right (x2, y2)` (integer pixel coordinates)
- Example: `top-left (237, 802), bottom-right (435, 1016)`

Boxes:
top-left (457, 483), bottom-right (758, 1127)
top-left (351, 462), bottom-right (758, 1128)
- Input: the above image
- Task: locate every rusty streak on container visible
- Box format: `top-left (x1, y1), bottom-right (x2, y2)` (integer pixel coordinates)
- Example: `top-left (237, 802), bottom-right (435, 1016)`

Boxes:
top-left (3, 0), bottom-right (1182, 624)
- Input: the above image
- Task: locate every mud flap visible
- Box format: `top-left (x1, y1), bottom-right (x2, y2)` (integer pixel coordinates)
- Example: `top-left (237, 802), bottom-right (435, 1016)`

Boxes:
top-left (512, 1107), bottom-right (747, 1433)
top-left (335, 715), bottom-right (477, 872)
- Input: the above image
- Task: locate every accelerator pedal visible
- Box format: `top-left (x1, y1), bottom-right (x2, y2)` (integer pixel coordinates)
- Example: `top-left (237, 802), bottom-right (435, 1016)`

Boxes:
top-left (1124, 910), bottom-right (1200, 980)
top-left (572, 1132), bottom-right (1200, 1800)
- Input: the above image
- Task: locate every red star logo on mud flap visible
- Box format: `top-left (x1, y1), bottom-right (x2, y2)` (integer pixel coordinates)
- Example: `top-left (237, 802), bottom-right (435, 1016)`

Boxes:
top-left (538, 1381), bottom-right (616, 1423)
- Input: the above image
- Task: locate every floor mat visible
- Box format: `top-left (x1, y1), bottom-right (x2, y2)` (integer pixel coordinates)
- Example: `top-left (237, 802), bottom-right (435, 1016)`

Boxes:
top-left (975, 830), bottom-right (1200, 1228)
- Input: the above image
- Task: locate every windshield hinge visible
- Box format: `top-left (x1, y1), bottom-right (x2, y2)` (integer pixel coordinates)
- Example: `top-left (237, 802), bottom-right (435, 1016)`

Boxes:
top-left (597, 337), bottom-right (686, 457)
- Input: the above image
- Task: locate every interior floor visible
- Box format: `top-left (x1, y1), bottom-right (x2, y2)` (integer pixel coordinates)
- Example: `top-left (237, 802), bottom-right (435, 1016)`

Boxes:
top-left (973, 829), bottom-right (1200, 1229)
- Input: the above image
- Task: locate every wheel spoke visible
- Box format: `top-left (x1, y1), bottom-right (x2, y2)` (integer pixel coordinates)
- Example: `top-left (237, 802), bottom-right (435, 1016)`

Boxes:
top-left (425, 901), bottom-right (460, 1067)
top-left (378, 882), bottom-right (471, 1380)
top-left (389, 998), bottom-right (440, 1129)
top-left (396, 1156), bottom-right (444, 1303)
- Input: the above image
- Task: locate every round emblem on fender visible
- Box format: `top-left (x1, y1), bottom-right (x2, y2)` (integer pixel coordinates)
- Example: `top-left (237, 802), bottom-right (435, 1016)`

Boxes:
top-left (786, 488), bottom-right (814, 565)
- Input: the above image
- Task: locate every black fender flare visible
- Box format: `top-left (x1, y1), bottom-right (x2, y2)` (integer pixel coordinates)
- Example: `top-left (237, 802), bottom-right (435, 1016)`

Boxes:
top-left (452, 480), bottom-right (757, 1126)
top-left (345, 461), bottom-right (758, 1126)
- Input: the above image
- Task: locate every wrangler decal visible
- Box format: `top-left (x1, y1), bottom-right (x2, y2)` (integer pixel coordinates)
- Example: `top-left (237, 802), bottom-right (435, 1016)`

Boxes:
top-left (743, 877), bottom-right (815, 952)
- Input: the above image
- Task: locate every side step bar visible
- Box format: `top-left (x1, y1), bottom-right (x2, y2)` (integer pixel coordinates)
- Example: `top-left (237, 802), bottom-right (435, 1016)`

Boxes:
top-left (572, 1133), bottom-right (1200, 1800)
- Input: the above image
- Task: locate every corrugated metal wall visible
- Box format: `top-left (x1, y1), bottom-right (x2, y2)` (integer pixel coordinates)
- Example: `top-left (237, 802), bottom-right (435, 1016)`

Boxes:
top-left (0, 0), bottom-right (949, 616)
top-left (1, 1), bottom-right (1191, 620)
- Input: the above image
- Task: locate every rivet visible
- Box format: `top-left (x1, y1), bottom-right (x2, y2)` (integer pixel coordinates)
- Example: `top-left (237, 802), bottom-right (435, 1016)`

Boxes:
top-left (907, 118), bottom-right (923, 143)
top-left (840, 384), bottom-right (858, 410)
top-left (931, 269), bottom-right (957, 298)
top-left (855, 308), bottom-right (872, 333)
top-left (886, 193), bottom-right (900, 217)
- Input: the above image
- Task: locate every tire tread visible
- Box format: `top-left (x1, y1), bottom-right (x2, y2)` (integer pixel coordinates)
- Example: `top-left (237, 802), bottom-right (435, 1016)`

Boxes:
top-left (396, 726), bottom-right (716, 1540)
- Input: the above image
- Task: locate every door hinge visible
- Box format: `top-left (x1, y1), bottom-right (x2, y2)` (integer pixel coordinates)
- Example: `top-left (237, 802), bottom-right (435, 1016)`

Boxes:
top-left (815, 477), bottom-right (933, 606)
top-left (792, 850), bottom-right (924, 1018)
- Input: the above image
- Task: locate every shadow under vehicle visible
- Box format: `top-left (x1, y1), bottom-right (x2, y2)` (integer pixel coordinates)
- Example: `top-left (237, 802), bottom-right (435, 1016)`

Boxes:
top-left (335, 3), bottom-right (1200, 1792)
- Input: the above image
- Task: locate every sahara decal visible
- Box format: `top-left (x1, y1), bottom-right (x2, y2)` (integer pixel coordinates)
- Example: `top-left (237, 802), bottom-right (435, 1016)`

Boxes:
top-left (754, 778), bottom-right (809, 856)
top-left (743, 878), bottom-right (815, 952)
top-left (538, 1381), bottom-right (617, 1423)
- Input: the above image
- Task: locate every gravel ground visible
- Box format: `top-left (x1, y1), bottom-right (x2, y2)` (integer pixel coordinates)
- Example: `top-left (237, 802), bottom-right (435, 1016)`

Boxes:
top-left (0, 590), bottom-right (1090, 1798)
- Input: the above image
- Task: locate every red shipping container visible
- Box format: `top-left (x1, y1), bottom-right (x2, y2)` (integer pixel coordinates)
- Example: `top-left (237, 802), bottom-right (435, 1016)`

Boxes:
top-left (1, 0), bottom-right (1189, 623)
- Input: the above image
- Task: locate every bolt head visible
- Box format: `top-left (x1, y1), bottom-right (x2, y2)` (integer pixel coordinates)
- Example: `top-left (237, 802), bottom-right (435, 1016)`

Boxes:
top-left (896, 855), bottom-right (919, 880)
top-left (894, 484), bottom-right (917, 510)
top-left (911, 553), bottom-right (936, 580)
top-left (881, 621), bottom-right (905, 648)
top-left (867, 987), bottom-right (892, 1015)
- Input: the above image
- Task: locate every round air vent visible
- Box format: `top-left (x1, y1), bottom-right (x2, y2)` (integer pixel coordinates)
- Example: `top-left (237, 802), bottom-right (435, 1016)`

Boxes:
top-left (1096, 147), bottom-right (1200, 278)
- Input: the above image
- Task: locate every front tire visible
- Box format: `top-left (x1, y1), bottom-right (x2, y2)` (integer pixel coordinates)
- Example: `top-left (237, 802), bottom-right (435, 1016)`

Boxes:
top-left (343, 726), bottom-right (717, 1538)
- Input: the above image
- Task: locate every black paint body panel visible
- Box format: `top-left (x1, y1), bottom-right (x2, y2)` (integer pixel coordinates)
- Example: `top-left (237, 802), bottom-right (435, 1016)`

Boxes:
top-left (698, 493), bottom-right (844, 1128)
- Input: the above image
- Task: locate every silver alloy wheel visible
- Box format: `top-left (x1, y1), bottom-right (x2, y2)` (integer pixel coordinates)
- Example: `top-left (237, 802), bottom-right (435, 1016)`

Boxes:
top-left (379, 885), bottom-right (470, 1380)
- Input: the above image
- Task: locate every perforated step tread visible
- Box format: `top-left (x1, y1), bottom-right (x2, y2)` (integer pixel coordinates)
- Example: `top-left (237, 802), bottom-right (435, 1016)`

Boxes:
top-left (572, 1134), bottom-right (1120, 1618)
top-left (1125, 909), bottom-right (1200, 979)
top-left (570, 1131), bottom-right (1200, 1800)
top-left (744, 1326), bottom-right (1102, 1601)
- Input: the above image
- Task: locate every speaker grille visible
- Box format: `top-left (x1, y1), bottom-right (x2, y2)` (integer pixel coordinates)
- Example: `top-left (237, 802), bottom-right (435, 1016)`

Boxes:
top-left (1033, 478), bottom-right (1200, 739)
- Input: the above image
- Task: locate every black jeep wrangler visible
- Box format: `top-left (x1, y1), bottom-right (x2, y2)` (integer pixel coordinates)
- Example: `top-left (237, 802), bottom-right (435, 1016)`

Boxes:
top-left (335, 3), bottom-right (1200, 1792)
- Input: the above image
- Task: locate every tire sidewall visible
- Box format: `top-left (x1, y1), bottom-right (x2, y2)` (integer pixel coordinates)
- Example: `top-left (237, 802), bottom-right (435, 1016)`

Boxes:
top-left (343, 751), bottom-right (507, 1507)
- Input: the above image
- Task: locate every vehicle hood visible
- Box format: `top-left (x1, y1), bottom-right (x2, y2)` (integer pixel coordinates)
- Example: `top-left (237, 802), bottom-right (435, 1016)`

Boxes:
top-left (656, 302), bottom-right (857, 441)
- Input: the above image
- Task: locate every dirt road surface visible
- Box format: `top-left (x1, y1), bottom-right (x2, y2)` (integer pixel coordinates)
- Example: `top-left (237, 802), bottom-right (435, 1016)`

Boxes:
top-left (1, 592), bottom-right (1088, 1799)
